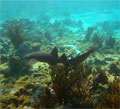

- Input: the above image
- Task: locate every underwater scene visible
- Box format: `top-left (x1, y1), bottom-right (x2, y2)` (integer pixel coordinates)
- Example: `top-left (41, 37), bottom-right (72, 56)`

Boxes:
top-left (0, 0), bottom-right (120, 108)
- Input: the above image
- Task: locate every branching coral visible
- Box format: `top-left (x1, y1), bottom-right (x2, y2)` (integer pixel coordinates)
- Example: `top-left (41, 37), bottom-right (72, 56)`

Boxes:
top-left (7, 24), bottom-right (26, 49)
top-left (50, 63), bottom-right (97, 108)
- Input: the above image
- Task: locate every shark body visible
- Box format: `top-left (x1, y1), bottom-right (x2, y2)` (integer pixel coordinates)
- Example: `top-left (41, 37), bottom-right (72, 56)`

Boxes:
top-left (24, 47), bottom-right (94, 65)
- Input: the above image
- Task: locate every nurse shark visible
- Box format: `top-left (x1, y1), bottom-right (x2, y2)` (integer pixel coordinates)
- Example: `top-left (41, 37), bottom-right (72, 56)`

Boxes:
top-left (24, 47), bottom-right (94, 66)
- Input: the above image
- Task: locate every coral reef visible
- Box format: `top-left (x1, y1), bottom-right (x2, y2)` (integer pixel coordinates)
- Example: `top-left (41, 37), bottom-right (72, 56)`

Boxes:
top-left (0, 62), bottom-right (55, 108)
top-left (0, 63), bottom-right (9, 74)
top-left (31, 84), bottom-right (57, 108)
top-left (0, 94), bottom-right (31, 108)
top-left (0, 37), bottom-right (14, 58)
top-left (7, 24), bottom-right (26, 49)
top-left (84, 26), bottom-right (94, 42)
top-left (96, 79), bottom-right (120, 109)
top-left (98, 21), bottom-right (115, 35)
top-left (0, 15), bottom-right (120, 109)
top-left (105, 36), bottom-right (116, 48)
top-left (7, 56), bottom-right (30, 76)
top-left (91, 32), bottom-right (104, 49)
top-left (15, 41), bottom-right (32, 58)
top-left (44, 30), bottom-right (53, 42)
top-left (92, 67), bottom-right (108, 92)
top-left (109, 61), bottom-right (120, 76)
top-left (31, 42), bottom-right (41, 51)
top-left (50, 63), bottom-right (97, 108)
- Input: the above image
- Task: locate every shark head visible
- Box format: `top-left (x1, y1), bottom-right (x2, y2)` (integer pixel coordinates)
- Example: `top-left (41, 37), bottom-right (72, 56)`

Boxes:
top-left (24, 47), bottom-right (60, 64)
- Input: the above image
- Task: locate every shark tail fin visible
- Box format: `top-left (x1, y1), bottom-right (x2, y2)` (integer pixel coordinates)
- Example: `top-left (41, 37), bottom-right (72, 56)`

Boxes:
top-left (79, 48), bottom-right (95, 63)
top-left (69, 48), bottom-right (95, 66)
top-left (51, 47), bottom-right (58, 58)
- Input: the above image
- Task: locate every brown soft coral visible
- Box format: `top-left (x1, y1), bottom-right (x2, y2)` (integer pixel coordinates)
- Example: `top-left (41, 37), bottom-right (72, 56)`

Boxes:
top-left (32, 84), bottom-right (58, 108)
top-left (109, 60), bottom-right (120, 76)
top-left (0, 94), bottom-right (31, 108)
top-left (96, 80), bottom-right (120, 109)
top-left (8, 24), bottom-right (26, 49)
top-left (50, 63), bottom-right (97, 108)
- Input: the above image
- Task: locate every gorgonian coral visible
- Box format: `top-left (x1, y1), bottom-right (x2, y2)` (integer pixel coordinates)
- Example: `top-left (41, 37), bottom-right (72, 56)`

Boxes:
top-left (50, 63), bottom-right (97, 108)
top-left (105, 36), bottom-right (115, 48)
top-left (84, 26), bottom-right (94, 42)
top-left (96, 79), bottom-right (120, 109)
top-left (7, 24), bottom-right (26, 49)
top-left (109, 61), bottom-right (120, 76)
top-left (91, 32), bottom-right (104, 49)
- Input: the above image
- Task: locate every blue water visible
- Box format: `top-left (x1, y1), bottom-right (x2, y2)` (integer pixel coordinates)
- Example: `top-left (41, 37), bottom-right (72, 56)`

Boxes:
top-left (1, 0), bottom-right (119, 36)
top-left (0, 0), bottom-right (120, 22)
top-left (0, 0), bottom-right (120, 39)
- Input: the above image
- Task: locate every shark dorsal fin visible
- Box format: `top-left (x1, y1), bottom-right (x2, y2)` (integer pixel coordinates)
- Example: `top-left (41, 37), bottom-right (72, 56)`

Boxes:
top-left (60, 53), bottom-right (67, 61)
top-left (51, 47), bottom-right (58, 57)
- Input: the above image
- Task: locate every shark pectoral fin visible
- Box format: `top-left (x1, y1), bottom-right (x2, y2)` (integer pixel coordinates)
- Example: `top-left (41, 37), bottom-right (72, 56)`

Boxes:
top-left (28, 58), bottom-right (39, 64)
top-left (51, 47), bottom-right (58, 58)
